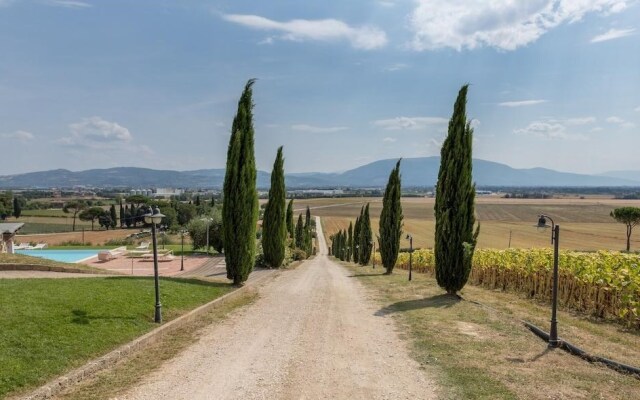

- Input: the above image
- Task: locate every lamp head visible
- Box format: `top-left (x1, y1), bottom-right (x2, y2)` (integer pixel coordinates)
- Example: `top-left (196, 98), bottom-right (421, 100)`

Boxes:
top-left (536, 215), bottom-right (550, 232)
top-left (145, 207), bottom-right (165, 225)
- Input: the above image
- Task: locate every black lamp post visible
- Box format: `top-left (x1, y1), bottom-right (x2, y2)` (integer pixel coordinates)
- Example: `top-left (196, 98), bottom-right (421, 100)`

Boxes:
top-left (180, 228), bottom-right (186, 272)
top-left (536, 214), bottom-right (560, 348)
top-left (406, 234), bottom-right (413, 281)
top-left (144, 207), bottom-right (165, 323)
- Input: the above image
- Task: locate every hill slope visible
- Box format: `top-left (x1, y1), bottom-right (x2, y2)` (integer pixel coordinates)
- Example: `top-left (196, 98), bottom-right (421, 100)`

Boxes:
top-left (0, 158), bottom-right (638, 189)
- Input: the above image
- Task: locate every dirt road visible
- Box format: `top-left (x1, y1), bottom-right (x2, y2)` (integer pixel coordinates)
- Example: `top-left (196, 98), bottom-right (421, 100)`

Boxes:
top-left (121, 217), bottom-right (436, 399)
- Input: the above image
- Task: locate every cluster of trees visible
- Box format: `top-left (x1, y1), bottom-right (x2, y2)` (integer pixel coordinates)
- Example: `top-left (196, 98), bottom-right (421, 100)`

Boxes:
top-left (0, 192), bottom-right (22, 220)
top-left (331, 203), bottom-right (373, 266)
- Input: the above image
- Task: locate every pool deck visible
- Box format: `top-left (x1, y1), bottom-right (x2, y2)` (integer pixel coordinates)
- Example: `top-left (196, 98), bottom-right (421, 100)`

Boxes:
top-left (84, 254), bottom-right (223, 277)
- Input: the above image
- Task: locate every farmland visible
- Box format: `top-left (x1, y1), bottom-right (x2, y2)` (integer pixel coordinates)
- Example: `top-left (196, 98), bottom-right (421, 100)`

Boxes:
top-left (297, 196), bottom-right (640, 251)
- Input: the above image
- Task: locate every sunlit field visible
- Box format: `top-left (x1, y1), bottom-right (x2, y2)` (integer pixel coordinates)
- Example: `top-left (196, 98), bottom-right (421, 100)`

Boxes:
top-left (297, 196), bottom-right (640, 251)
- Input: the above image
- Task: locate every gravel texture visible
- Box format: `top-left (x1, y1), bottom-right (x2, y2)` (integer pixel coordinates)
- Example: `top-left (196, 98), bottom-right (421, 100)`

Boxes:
top-left (120, 217), bottom-right (436, 400)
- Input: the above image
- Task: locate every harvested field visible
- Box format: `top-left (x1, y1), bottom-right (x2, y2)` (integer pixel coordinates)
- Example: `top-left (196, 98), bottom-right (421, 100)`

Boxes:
top-left (307, 197), bottom-right (640, 251)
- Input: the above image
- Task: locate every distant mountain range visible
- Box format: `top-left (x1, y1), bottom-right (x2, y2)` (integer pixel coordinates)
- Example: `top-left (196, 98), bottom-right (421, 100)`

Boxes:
top-left (0, 157), bottom-right (639, 189)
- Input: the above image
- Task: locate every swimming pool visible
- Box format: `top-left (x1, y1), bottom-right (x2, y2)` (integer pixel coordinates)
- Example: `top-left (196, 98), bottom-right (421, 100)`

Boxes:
top-left (16, 250), bottom-right (99, 263)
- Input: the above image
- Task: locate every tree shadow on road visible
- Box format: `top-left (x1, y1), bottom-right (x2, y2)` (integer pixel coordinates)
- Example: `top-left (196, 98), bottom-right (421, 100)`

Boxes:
top-left (375, 294), bottom-right (461, 317)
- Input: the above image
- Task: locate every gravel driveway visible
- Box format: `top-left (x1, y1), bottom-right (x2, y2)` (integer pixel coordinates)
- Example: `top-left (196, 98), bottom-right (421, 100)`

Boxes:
top-left (120, 217), bottom-right (436, 399)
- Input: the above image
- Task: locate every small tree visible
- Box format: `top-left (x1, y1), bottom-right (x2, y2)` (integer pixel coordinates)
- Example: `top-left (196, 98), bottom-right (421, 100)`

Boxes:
top-left (286, 199), bottom-right (294, 239)
top-left (109, 204), bottom-right (117, 229)
top-left (379, 159), bottom-right (403, 274)
top-left (119, 201), bottom-right (125, 228)
top-left (262, 146), bottom-right (287, 268)
top-left (610, 207), bottom-right (640, 252)
top-left (13, 197), bottom-right (21, 219)
top-left (295, 214), bottom-right (304, 249)
top-left (434, 84), bottom-right (480, 295)
top-left (79, 207), bottom-right (105, 231)
top-left (304, 206), bottom-right (313, 255)
top-left (63, 200), bottom-right (87, 231)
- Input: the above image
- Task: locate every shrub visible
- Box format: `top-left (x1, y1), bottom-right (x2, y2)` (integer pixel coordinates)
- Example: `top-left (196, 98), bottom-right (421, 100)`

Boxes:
top-left (291, 249), bottom-right (307, 261)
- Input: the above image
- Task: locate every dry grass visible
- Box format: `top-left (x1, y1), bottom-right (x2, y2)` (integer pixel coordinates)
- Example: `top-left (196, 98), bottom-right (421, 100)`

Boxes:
top-left (310, 197), bottom-right (640, 251)
top-left (16, 229), bottom-right (133, 246)
top-left (344, 262), bottom-right (640, 399)
top-left (54, 291), bottom-right (258, 400)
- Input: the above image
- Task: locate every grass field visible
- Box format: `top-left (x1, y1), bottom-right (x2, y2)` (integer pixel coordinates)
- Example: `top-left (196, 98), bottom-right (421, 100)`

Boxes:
top-left (343, 262), bottom-right (640, 399)
top-left (298, 197), bottom-right (640, 251)
top-left (0, 277), bottom-right (233, 398)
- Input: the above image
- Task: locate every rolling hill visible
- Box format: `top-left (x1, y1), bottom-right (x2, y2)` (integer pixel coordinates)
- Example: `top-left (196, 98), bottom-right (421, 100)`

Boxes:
top-left (0, 157), bottom-right (638, 189)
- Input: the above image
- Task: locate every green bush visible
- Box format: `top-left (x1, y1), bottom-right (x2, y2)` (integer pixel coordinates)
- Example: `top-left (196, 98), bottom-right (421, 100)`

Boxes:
top-left (291, 248), bottom-right (307, 261)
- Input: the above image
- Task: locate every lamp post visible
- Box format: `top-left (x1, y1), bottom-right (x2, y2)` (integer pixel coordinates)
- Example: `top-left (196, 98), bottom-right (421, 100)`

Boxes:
top-left (202, 217), bottom-right (213, 256)
top-left (180, 228), bottom-right (186, 272)
top-left (406, 234), bottom-right (413, 281)
top-left (144, 207), bottom-right (165, 323)
top-left (370, 240), bottom-right (375, 269)
top-left (536, 214), bottom-right (560, 348)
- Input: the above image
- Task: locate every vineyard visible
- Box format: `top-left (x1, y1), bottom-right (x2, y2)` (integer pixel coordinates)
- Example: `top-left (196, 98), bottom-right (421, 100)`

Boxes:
top-left (374, 249), bottom-right (640, 328)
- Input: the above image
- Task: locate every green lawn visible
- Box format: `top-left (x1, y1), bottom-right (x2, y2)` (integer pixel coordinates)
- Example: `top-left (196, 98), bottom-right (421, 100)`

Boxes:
top-left (0, 277), bottom-right (233, 398)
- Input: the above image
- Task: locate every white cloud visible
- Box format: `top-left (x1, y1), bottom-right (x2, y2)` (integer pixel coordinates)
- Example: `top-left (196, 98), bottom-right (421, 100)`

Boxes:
top-left (565, 117), bottom-right (596, 125)
top-left (383, 137), bottom-right (397, 142)
top-left (372, 116), bottom-right (448, 130)
top-left (514, 119), bottom-right (587, 140)
top-left (222, 14), bottom-right (387, 50)
top-left (409, 0), bottom-right (629, 51)
top-left (606, 116), bottom-right (636, 128)
top-left (1, 130), bottom-right (35, 143)
top-left (291, 124), bottom-right (348, 133)
top-left (384, 63), bottom-right (409, 72)
top-left (634, 106), bottom-right (640, 112)
top-left (606, 116), bottom-right (624, 124)
top-left (45, 0), bottom-right (92, 8)
top-left (591, 28), bottom-right (635, 43)
top-left (378, 1), bottom-right (396, 7)
top-left (58, 116), bottom-right (133, 149)
top-left (499, 99), bottom-right (547, 107)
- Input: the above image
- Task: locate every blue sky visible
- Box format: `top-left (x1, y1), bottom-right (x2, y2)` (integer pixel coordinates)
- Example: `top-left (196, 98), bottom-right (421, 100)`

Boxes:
top-left (1, 0), bottom-right (639, 175)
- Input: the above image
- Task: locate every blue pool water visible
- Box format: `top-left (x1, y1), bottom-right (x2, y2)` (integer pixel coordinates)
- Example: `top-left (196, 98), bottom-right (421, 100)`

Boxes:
top-left (16, 250), bottom-right (99, 263)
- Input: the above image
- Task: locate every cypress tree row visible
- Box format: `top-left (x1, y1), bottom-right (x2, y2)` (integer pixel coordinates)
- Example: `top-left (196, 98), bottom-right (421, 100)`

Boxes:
top-left (379, 159), bottom-right (403, 274)
top-left (222, 79), bottom-right (259, 286)
top-left (262, 146), bottom-right (287, 268)
top-left (295, 213), bottom-right (304, 249)
top-left (286, 199), bottom-right (294, 239)
top-left (353, 215), bottom-right (361, 264)
top-left (434, 84), bottom-right (480, 295)
top-left (359, 203), bottom-right (373, 265)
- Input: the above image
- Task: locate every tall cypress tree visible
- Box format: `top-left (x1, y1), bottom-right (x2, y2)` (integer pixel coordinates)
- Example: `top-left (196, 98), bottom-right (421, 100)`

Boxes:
top-left (304, 206), bottom-right (312, 255)
top-left (13, 197), bottom-right (21, 219)
top-left (262, 147), bottom-right (287, 268)
top-left (347, 221), bottom-right (353, 262)
top-left (379, 159), bottom-right (403, 274)
top-left (109, 204), bottom-right (117, 229)
top-left (119, 201), bottom-right (125, 228)
top-left (359, 203), bottom-right (373, 265)
top-left (223, 79), bottom-right (259, 286)
top-left (353, 215), bottom-right (361, 264)
top-left (286, 199), bottom-right (294, 239)
top-left (434, 84), bottom-right (480, 295)
top-left (295, 213), bottom-right (304, 249)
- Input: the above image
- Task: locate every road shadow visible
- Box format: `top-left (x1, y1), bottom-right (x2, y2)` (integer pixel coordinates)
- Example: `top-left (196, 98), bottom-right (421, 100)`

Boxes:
top-left (348, 273), bottom-right (387, 278)
top-left (375, 294), bottom-right (461, 317)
